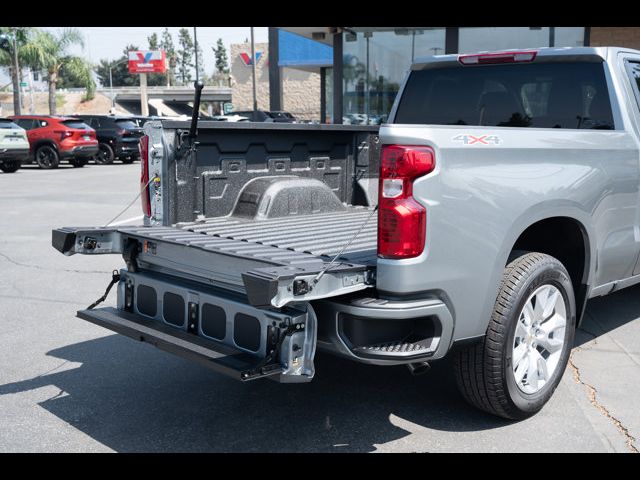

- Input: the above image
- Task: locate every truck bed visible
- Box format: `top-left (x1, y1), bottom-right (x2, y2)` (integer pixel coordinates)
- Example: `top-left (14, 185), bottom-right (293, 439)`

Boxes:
top-left (174, 205), bottom-right (378, 265)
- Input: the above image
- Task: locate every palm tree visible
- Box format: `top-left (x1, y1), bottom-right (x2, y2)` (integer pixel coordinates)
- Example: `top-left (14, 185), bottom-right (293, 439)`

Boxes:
top-left (0, 27), bottom-right (30, 115)
top-left (21, 28), bottom-right (92, 114)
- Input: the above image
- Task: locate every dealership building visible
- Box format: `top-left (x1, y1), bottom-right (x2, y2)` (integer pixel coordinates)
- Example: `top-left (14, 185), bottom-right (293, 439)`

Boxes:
top-left (232, 27), bottom-right (640, 124)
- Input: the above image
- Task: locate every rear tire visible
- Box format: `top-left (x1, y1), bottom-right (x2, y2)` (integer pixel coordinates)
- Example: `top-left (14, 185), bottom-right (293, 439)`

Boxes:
top-left (71, 158), bottom-right (87, 168)
top-left (0, 160), bottom-right (21, 173)
top-left (94, 143), bottom-right (114, 165)
top-left (35, 145), bottom-right (59, 169)
top-left (454, 252), bottom-right (576, 420)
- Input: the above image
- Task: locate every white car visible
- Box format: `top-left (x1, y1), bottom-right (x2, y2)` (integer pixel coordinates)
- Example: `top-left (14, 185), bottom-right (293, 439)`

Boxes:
top-left (0, 118), bottom-right (29, 173)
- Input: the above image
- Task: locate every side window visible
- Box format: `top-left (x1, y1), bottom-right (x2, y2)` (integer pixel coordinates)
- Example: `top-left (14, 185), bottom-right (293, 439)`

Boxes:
top-left (624, 60), bottom-right (640, 113)
top-left (34, 120), bottom-right (48, 129)
top-left (16, 119), bottom-right (34, 130)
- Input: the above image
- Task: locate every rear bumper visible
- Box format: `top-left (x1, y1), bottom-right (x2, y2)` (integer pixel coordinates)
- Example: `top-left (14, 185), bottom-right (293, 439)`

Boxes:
top-left (60, 145), bottom-right (99, 159)
top-left (314, 294), bottom-right (455, 365)
top-left (115, 141), bottom-right (140, 157)
top-left (0, 148), bottom-right (29, 161)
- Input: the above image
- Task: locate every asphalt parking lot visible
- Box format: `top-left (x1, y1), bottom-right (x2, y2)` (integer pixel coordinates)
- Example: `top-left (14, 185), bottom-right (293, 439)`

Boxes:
top-left (0, 163), bottom-right (639, 452)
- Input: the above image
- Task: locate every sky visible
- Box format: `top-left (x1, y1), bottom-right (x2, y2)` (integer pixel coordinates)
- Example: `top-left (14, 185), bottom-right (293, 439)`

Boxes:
top-left (0, 27), bottom-right (269, 86)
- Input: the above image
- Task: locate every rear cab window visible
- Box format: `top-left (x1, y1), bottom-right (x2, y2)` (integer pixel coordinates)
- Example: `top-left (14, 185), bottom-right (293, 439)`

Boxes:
top-left (115, 119), bottom-right (139, 130)
top-left (394, 61), bottom-right (615, 129)
top-left (61, 120), bottom-right (91, 130)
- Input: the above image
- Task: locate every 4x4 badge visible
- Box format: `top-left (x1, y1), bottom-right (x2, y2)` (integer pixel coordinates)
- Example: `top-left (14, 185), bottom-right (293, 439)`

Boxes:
top-left (452, 134), bottom-right (502, 145)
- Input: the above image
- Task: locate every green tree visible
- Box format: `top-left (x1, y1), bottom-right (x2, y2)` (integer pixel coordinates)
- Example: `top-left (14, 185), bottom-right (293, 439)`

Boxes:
top-left (94, 44), bottom-right (139, 88)
top-left (147, 32), bottom-right (159, 50)
top-left (177, 28), bottom-right (194, 85)
top-left (20, 28), bottom-right (92, 114)
top-left (57, 56), bottom-right (95, 100)
top-left (160, 28), bottom-right (177, 86)
top-left (0, 27), bottom-right (30, 114)
top-left (147, 33), bottom-right (166, 86)
top-left (212, 38), bottom-right (228, 74)
top-left (195, 41), bottom-right (205, 81)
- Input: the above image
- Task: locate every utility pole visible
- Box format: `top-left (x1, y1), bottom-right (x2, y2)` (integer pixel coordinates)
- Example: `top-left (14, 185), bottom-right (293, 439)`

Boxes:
top-left (251, 27), bottom-right (258, 120)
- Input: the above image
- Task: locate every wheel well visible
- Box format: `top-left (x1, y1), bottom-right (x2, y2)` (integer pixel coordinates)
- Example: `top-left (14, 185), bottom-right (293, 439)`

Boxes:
top-left (511, 217), bottom-right (589, 325)
top-left (33, 140), bottom-right (58, 153)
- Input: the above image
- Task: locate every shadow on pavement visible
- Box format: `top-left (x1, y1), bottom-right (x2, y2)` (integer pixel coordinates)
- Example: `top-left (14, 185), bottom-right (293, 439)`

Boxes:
top-left (1, 284), bottom-right (637, 452)
top-left (0, 335), bottom-right (507, 452)
top-left (574, 283), bottom-right (640, 347)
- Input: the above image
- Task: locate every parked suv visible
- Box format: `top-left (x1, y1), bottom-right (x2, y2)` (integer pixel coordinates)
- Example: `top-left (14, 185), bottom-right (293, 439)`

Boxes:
top-left (74, 115), bottom-right (144, 165)
top-left (9, 115), bottom-right (98, 169)
top-left (0, 118), bottom-right (29, 173)
top-left (233, 110), bottom-right (296, 123)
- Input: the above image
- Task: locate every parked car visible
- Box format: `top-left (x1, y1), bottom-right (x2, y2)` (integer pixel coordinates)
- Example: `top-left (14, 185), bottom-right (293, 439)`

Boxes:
top-left (9, 115), bottom-right (97, 169)
top-left (74, 115), bottom-right (145, 165)
top-left (269, 111), bottom-right (297, 123)
top-left (0, 118), bottom-right (29, 173)
top-left (233, 110), bottom-right (296, 123)
top-left (210, 114), bottom-right (250, 122)
top-left (53, 46), bottom-right (640, 420)
top-left (127, 116), bottom-right (163, 128)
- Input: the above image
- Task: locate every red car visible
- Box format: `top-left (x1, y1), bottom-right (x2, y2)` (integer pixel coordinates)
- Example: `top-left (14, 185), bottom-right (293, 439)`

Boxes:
top-left (9, 115), bottom-right (99, 169)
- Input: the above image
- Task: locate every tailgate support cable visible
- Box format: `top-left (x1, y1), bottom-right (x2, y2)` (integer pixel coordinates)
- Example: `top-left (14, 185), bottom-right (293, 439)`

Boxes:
top-left (87, 269), bottom-right (121, 310)
top-left (311, 205), bottom-right (378, 288)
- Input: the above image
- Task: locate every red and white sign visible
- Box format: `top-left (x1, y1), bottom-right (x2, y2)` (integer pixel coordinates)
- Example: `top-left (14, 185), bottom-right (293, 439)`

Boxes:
top-left (128, 50), bottom-right (167, 74)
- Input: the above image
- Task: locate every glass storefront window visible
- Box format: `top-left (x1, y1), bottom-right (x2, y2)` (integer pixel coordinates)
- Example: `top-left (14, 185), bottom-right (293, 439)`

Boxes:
top-left (459, 27), bottom-right (585, 53)
top-left (342, 28), bottom-right (446, 124)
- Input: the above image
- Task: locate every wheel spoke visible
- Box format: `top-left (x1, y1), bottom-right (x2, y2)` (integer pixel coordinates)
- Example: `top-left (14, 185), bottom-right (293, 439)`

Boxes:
top-left (526, 351), bottom-right (539, 390)
top-left (515, 320), bottom-right (528, 340)
top-left (542, 287), bottom-right (560, 320)
top-left (539, 313), bottom-right (565, 339)
top-left (514, 353), bottom-right (529, 384)
top-left (533, 286), bottom-right (550, 323)
top-left (533, 349), bottom-right (549, 382)
top-left (537, 332), bottom-right (564, 354)
top-left (513, 342), bottom-right (527, 369)
top-left (522, 301), bottom-right (535, 327)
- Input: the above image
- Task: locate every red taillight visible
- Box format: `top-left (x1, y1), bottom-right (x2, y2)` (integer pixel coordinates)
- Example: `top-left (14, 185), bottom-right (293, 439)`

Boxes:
top-left (458, 50), bottom-right (537, 65)
top-left (55, 130), bottom-right (73, 141)
top-left (140, 135), bottom-right (151, 217)
top-left (378, 145), bottom-right (435, 259)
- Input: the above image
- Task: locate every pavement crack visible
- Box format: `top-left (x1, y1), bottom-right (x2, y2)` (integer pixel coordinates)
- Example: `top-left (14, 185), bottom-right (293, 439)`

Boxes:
top-left (0, 251), bottom-right (110, 275)
top-left (569, 348), bottom-right (639, 453)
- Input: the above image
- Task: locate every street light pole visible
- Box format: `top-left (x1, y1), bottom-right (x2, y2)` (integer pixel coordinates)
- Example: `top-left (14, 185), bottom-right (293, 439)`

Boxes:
top-left (109, 65), bottom-right (114, 108)
top-left (251, 27), bottom-right (258, 120)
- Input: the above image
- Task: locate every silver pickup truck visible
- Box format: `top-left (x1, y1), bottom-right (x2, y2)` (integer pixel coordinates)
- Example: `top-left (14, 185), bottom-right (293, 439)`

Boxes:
top-left (52, 46), bottom-right (640, 419)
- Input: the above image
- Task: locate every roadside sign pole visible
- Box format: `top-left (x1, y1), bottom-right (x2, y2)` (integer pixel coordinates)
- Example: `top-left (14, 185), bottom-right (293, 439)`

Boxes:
top-left (251, 27), bottom-right (258, 121)
top-left (140, 72), bottom-right (149, 116)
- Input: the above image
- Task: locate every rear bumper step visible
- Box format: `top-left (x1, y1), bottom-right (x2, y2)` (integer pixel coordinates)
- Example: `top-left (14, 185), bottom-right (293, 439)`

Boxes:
top-left (79, 307), bottom-right (284, 381)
